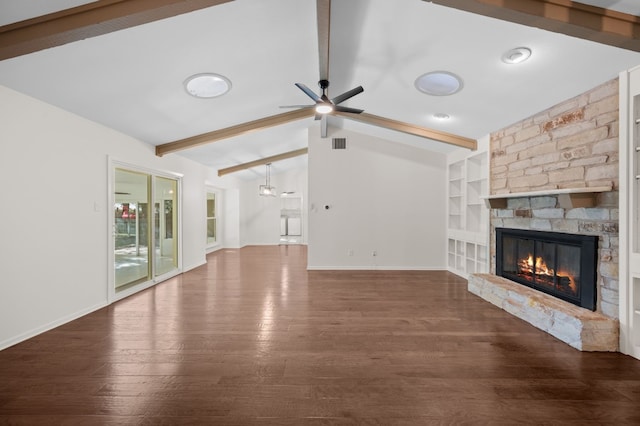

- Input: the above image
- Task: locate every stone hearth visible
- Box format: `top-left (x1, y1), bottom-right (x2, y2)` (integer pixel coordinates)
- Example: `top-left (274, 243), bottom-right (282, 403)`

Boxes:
top-left (476, 77), bottom-right (621, 352)
top-left (469, 273), bottom-right (618, 351)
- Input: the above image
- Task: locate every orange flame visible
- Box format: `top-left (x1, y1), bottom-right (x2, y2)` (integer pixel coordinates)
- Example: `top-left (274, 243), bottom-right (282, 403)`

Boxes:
top-left (518, 254), bottom-right (554, 276)
top-left (517, 254), bottom-right (577, 295)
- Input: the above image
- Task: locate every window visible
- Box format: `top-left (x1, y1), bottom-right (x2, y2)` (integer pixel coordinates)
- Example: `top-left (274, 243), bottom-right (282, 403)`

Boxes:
top-left (207, 192), bottom-right (217, 245)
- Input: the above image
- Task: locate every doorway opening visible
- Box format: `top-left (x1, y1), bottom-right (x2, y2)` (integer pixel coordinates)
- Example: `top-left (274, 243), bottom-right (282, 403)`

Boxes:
top-left (280, 193), bottom-right (302, 244)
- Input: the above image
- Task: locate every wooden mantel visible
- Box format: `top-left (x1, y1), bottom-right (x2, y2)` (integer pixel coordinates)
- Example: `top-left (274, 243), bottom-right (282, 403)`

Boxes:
top-left (482, 185), bottom-right (613, 209)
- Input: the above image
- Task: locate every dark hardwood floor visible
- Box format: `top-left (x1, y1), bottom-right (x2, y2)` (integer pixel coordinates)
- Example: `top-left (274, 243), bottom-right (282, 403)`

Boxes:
top-left (1, 245), bottom-right (639, 425)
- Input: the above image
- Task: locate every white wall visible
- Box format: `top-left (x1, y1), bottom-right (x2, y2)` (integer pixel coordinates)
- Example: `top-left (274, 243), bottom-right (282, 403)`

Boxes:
top-left (0, 85), bottom-right (240, 349)
top-left (238, 167), bottom-right (308, 246)
top-left (307, 127), bottom-right (448, 269)
top-left (223, 187), bottom-right (241, 248)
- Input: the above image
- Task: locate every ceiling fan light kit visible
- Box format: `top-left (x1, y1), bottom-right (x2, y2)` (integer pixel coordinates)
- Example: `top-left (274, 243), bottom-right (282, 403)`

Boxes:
top-left (184, 73), bottom-right (231, 98)
top-left (315, 103), bottom-right (333, 114)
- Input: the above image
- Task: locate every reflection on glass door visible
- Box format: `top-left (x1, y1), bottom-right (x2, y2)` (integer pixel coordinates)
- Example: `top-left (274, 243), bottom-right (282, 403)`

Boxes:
top-left (114, 168), bottom-right (180, 292)
top-left (155, 176), bottom-right (178, 277)
top-left (114, 169), bottom-right (151, 289)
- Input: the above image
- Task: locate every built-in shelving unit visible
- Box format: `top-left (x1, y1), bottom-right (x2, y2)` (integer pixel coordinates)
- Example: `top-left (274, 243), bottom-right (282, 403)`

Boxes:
top-left (448, 161), bottom-right (463, 230)
top-left (620, 67), bottom-right (640, 359)
top-left (466, 152), bottom-right (488, 233)
top-left (446, 138), bottom-right (489, 278)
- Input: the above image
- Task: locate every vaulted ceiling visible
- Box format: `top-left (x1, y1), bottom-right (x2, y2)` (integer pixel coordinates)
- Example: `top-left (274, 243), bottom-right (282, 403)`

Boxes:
top-left (1, 0), bottom-right (639, 180)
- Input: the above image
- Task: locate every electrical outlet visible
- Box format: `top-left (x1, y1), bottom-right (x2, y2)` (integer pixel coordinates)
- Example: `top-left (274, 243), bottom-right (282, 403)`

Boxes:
top-left (348, 249), bottom-right (354, 256)
top-left (372, 250), bottom-right (377, 256)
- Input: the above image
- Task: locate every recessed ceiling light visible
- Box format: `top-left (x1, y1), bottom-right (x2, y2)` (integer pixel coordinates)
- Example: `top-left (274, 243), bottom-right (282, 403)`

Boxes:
top-left (184, 73), bottom-right (231, 98)
top-left (502, 47), bottom-right (532, 64)
top-left (415, 71), bottom-right (463, 96)
top-left (433, 113), bottom-right (450, 121)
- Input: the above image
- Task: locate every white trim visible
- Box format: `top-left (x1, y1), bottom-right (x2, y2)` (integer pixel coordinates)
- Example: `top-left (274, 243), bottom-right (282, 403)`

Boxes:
top-left (447, 267), bottom-right (468, 279)
top-left (0, 302), bottom-right (107, 351)
top-left (206, 244), bottom-right (223, 254)
top-left (183, 260), bottom-right (207, 272)
top-left (619, 70), bottom-right (631, 356)
top-left (205, 185), bottom-right (223, 251)
top-left (107, 156), bottom-right (116, 303)
top-left (306, 265), bottom-right (447, 271)
top-left (111, 270), bottom-right (183, 303)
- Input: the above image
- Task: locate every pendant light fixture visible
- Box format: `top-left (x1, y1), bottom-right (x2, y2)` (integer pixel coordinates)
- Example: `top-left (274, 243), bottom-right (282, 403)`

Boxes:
top-left (259, 163), bottom-right (276, 196)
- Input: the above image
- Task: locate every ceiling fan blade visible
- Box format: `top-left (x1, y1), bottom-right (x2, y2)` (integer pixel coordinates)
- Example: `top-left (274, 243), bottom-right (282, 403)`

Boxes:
top-left (331, 86), bottom-right (364, 105)
top-left (334, 105), bottom-right (363, 114)
top-left (295, 83), bottom-right (321, 102)
top-left (279, 104), bottom-right (314, 109)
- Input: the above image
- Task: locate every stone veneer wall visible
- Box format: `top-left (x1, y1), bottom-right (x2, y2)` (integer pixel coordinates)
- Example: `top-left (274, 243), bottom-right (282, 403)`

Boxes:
top-left (491, 78), bottom-right (619, 193)
top-left (489, 78), bottom-right (619, 319)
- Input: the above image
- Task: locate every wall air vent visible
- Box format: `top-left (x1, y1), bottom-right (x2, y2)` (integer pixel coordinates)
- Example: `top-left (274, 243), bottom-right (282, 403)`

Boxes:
top-left (332, 137), bottom-right (347, 150)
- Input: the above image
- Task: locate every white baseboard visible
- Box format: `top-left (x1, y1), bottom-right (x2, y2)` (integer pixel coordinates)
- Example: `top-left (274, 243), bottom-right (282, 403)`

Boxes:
top-left (446, 267), bottom-right (468, 279)
top-left (307, 265), bottom-right (447, 271)
top-left (182, 260), bottom-right (206, 272)
top-left (0, 301), bottom-right (108, 351)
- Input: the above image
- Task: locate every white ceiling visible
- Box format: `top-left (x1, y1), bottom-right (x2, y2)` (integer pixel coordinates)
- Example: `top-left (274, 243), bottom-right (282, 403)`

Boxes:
top-left (1, 0), bottom-right (639, 181)
top-left (577, 0), bottom-right (640, 15)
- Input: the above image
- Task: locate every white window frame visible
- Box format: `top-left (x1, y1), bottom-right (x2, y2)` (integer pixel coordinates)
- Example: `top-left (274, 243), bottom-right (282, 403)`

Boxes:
top-left (206, 186), bottom-right (223, 253)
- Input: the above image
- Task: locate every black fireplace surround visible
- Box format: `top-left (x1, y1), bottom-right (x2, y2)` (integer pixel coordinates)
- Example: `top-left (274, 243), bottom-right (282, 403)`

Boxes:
top-left (496, 228), bottom-right (598, 311)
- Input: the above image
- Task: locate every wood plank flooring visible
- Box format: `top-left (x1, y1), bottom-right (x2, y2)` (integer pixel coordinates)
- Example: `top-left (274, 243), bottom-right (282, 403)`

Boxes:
top-left (1, 245), bottom-right (640, 424)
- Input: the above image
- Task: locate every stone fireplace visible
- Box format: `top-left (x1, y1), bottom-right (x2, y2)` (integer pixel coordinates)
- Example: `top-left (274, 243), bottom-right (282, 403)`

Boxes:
top-left (496, 227), bottom-right (598, 311)
top-left (467, 78), bottom-right (620, 351)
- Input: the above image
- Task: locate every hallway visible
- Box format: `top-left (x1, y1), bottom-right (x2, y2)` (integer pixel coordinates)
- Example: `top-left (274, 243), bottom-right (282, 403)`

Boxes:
top-left (0, 245), bottom-right (639, 424)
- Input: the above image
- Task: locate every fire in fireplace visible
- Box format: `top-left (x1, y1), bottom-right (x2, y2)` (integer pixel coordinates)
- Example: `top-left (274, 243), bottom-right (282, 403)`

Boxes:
top-left (496, 228), bottom-right (598, 310)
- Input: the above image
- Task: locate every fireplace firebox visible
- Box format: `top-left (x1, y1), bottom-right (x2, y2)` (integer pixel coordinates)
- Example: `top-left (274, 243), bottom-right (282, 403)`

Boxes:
top-left (496, 228), bottom-right (598, 311)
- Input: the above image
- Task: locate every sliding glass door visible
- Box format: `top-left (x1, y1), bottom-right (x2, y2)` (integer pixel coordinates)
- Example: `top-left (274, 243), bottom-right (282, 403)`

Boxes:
top-left (114, 167), bottom-right (179, 293)
top-left (114, 169), bottom-right (151, 289)
top-left (154, 176), bottom-right (178, 277)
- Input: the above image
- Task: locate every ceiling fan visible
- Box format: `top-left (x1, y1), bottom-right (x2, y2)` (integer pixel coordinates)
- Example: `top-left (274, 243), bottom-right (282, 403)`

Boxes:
top-left (280, 77), bottom-right (364, 137)
top-left (283, 79), bottom-right (364, 117)
top-left (155, 0), bottom-right (476, 158)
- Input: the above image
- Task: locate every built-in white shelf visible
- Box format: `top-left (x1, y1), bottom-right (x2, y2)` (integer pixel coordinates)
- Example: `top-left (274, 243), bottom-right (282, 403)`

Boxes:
top-left (482, 185), bottom-right (613, 209)
top-left (447, 142), bottom-right (489, 278)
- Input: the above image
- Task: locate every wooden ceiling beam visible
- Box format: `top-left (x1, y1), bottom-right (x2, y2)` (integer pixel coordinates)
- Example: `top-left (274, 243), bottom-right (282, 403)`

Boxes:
top-left (0, 0), bottom-right (234, 61)
top-left (316, 0), bottom-right (331, 82)
top-left (317, 0), bottom-right (331, 137)
top-left (428, 0), bottom-right (640, 52)
top-left (156, 108), bottom-right (315, 156)
top-left (218, 148), bottom-right (309, 177)
top-left (336, 111), bottom-right (477, 150)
